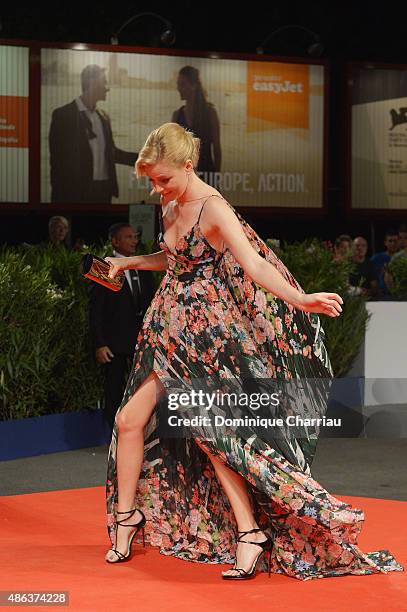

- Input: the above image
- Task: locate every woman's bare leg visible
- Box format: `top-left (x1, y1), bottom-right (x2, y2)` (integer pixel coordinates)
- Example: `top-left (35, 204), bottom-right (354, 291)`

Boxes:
top-left (195, 439), bottom-right (269, 577)
top-left (105, 371), bottom-right (163, 562)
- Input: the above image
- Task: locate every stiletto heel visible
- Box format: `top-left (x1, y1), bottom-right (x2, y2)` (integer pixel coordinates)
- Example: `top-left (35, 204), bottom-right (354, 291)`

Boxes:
top-left (222, 528), bottom-right (273, 580)
top-left (106, 508), bottom-right (146, 564)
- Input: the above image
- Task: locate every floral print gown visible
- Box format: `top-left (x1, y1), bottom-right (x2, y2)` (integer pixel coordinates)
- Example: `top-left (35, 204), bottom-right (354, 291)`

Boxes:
top-left (106, 196), bottom-right (402, 580)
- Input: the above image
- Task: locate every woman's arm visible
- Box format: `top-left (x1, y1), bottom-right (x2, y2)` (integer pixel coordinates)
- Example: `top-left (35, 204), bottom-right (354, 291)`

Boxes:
top-left (106, 251), bottom-right (168, 278)
top-left (202, 198), bottom-right (343, 317)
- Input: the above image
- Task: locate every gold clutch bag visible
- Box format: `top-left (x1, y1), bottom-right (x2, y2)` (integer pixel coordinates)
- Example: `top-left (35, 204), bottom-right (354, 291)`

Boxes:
top-left (81, 254), bottom-right (124, 292)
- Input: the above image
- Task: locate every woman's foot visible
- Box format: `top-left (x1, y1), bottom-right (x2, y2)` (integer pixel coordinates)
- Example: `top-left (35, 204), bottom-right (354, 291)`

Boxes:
top-left (222, 529), bottom-right (269, 578)
top-left (105, 509), bottom-right (144, 563)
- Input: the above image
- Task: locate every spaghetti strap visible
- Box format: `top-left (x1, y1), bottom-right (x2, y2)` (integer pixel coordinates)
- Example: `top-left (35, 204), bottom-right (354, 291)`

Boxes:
top-left (158, 208), bottom-right (164, 235)
top-left (197, 199), bottom-right (208, 224)
top-left (197, 194), bottom-right (227, 253)
top-left (197, 194), bottom-right (224, 223)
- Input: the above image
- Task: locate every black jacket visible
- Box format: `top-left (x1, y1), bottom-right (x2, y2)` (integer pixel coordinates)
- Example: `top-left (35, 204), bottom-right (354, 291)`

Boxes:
top-left (49, 100), bottom-right (137, 203)
top-left (88, 270), bottom-right (156, 355)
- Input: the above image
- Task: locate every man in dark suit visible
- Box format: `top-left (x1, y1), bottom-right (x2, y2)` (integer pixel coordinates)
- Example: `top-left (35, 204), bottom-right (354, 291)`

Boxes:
top-left (89, 223), bottom-right (156, 430)
top-left (49, 64), bottom-right (137, 203)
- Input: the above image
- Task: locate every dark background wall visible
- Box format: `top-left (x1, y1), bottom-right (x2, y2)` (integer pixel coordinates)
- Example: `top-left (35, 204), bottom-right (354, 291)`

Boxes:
top-left (1, 2), bottom-right (407, 251)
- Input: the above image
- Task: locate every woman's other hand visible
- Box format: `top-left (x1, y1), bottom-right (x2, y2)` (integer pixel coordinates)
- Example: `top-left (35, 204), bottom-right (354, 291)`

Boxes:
top-left (298, 293), bottom-right (343, 317)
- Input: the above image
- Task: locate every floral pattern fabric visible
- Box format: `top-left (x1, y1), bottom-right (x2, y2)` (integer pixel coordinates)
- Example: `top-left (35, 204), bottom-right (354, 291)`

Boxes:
top-left (106, 197), bottom-right (402, 579)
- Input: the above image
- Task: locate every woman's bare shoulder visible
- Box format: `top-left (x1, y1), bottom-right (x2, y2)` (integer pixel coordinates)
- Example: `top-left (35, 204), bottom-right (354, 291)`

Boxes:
top-left (204, 194), bottom-right (235, 223)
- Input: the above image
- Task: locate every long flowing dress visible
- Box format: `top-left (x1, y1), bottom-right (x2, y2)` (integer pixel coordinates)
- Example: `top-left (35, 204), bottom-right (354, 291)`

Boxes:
top-left (106, 196), bottom-right (402, 580)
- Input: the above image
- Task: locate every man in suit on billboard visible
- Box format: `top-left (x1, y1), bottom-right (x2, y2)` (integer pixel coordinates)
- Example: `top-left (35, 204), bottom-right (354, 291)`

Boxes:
top-left (89, 223), bottom-right (156, 430)
top-left (49, 64), bottom-right (137, 203)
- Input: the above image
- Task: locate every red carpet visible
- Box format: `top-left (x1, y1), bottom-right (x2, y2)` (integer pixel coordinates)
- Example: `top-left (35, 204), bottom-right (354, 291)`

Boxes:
top-left (0, 488), bottom-right (406, 611)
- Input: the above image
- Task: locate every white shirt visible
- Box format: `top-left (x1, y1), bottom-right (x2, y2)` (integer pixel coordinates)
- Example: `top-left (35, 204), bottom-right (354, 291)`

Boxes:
top-left (75, 97), bottom-right (109, 181)
top-left (113, 250), bottom-right (141, 297)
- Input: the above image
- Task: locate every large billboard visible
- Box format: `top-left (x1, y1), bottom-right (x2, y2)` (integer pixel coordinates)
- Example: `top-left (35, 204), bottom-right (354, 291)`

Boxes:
top-left (0, 45), bottom-right (29, 203)
top-left (351, 64), bottom-right (407, 210)
top-left (41, 48), bottom-right (325, 208)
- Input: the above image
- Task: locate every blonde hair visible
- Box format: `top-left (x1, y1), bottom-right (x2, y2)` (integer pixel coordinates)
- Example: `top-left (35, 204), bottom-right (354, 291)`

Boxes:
top-left (136, 123), bottom-right (200, 177)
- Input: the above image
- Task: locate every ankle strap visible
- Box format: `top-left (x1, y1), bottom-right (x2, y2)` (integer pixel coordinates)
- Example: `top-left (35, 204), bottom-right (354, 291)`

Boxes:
top-left (116, 508), bottom-right (145, 528)
top-left (237, 528), bottom-right (261, 536)
top-left (117, 508), bottom-right (136, 514)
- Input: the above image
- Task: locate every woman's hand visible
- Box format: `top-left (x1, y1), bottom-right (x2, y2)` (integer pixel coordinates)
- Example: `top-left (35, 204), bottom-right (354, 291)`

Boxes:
top-left (105, 257), bottom-right (127, 279)
top-left (298, 292), bottom-right (343, 317)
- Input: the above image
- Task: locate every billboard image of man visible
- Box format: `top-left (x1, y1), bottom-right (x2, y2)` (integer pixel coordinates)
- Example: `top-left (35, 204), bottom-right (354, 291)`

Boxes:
top-left (48, 64), bottom-right (137, 203)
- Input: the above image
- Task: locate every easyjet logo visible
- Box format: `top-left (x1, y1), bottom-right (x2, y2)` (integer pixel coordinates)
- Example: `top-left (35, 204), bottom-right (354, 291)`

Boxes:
top-left (247, 61), bottom-right (310, 131)
top-left (252, 79), bottom-right (304, 94)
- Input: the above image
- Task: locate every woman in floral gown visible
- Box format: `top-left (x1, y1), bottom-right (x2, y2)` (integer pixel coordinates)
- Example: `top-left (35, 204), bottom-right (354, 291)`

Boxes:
top-left (104, 123), bottom-right (402, 580)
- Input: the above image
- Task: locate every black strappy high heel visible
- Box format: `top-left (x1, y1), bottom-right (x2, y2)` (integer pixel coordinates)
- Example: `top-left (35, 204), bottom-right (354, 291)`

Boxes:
top-left (105, 508), bottom-right (146, 564)
top-left (222, 527), bottom-right (273, 580)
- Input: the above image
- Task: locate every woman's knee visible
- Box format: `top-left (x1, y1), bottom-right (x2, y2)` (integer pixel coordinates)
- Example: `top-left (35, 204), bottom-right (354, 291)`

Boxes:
top-left (115, 372), bottom-right (162, 434)
top-left (115, 410), bottom-right (144, 434)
